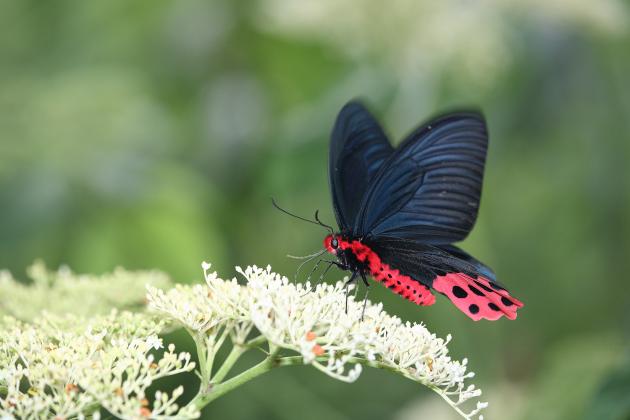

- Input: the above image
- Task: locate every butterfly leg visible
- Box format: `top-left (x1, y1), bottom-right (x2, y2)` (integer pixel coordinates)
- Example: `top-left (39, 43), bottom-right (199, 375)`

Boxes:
top-left (360, 271), bottom-right (370, 287)
top-left (352, 271), bottom-right (365, 300)
top-left (345, 271), bottom-right (358, 313)
top-left (360, 272), bottom-right (370, 321)
top-left (318, 260), bottom-right (336, 281)
top-left (300, 260), bottom-right (349, 297)
top-left (305, 258), bottom-right (327, 282)
top-left (307, 259), bottom-right (347, 282)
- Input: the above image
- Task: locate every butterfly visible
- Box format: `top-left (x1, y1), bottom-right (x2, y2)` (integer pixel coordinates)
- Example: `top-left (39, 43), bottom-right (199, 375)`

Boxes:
top-left (275, 101), bottom-right (523, 321)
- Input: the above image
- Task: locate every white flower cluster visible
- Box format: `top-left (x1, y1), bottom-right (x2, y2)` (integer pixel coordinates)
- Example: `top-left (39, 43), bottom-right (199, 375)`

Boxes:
top-left (147, 263), bottom-right (486, 419)
top-left (0, 261), bottom-right (172, 321)
top-left (0, 260), bottom-right (486, 419)
top-left (0, 311), bottom-right (198, 420)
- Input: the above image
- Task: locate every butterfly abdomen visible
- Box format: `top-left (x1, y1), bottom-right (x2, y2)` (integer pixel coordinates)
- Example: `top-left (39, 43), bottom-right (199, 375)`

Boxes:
top-left (337, 238), bottom-right (435, 306)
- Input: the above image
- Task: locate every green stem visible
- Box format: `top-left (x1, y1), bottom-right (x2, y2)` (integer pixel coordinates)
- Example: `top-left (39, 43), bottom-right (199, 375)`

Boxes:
top-left (191, 331), bottom-right (210, 384)
top-left (191, 355), bottom-right (375, 410)
top-left (190, 343), bottom-right (292, 410)
top-left (209, 326), bottom-right (231, 374)
top-left (187, 348), bottom-right (474, 419)
top-left (192, 356), bottom-right (276, 408)
top-left (244, 335), bottom-right (267, 349)
top-left (210, 345), bottom-right (245, 384)
top-left (274, 355), bottom-right (312, 366)
top-left (429, 385), bottom-right (473, 420)
top-left (188, 353), bottom-right (468, 417)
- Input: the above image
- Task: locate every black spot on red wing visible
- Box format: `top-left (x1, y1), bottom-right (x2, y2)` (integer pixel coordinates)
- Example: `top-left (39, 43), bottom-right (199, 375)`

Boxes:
top-left (469, 304), bottom-right (479, 314)
top-left (469, 285), bottom-right (484, 296)
top-left (475, 281), bottom-right (494, 293)
top-left (388, 285), bottom-right (396, 289)
top-left (452, 286), bottom-right (468, 298)
top-left (488, 303), bottom-right (500, 311)
top-left (397, 281), bottom-right (401, 285)
top-left (388, 274), bottom-right (392, 278)
top-left (501, 297), bottom-right (514, 306)
top-left (490, 283), bottom-right (505, 291)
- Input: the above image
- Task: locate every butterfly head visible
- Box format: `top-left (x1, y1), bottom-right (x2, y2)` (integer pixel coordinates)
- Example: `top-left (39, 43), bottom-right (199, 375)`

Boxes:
top-left (323, 234), bottom-right (340, 254)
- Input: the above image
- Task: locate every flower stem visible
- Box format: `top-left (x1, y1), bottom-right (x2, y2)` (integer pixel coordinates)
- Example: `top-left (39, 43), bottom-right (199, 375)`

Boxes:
top-left (429, 385), bottom-right (475, 420)
top-left (189, 343), bottom-right (303, 411)
top-left (192, 356), bottom-right (276, 408)
top-left (211, 345), bottom-right (245, 384)
top-left (244, 335), bottom-right (267, 349)
top-left (191, 331), bottom-right (210, 385)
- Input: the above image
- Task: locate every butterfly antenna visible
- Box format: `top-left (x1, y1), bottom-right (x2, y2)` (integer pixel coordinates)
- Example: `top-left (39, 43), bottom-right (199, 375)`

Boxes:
top-left (271, 198), bottom-right (334, 234)
top-left (287, 249), bottom-right (326, 260)
top-left (293, 249), bottom-right (326, 281)
top-left (314, 210), bottom-right (334, 235)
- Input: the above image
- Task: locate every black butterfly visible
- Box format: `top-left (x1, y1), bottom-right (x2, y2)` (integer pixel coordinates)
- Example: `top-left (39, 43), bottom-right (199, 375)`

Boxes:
top-left (315, 100), bottom-right (523, 321)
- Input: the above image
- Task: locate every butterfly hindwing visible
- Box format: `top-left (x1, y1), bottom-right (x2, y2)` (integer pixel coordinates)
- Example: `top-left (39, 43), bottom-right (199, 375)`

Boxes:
top-left (431, 273), bottom-right (523, 321)
top-left (329, 101), bottom-right (394, 232)
top-left (439, 244), bottom-right (497, 283)
top-left (366, 237), bottom-right (522, 321)
top-left (354, 112), bottom-right (488, 244)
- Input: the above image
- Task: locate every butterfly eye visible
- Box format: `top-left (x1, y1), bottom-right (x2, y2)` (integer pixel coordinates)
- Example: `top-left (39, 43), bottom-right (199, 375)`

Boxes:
top-left (331, 238), bottom-right (339, 249)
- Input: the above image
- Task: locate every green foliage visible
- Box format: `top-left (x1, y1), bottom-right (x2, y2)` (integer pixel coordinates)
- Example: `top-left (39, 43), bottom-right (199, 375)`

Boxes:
top-left (1, 0), bottom-right (629, 418)
top-left (585, 355), bottom-right (630, 420)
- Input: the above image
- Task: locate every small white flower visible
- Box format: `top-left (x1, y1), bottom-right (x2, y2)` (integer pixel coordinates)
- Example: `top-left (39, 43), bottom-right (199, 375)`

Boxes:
top-left (146, 334), bottom-right (163, 350)
top-left (85, 325), bottom-right (107, 342)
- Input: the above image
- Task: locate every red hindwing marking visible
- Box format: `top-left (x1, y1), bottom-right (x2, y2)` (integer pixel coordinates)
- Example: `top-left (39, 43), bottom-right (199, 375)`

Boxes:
top-left (432, 273), bottom-right (524, 321)
top-left (335, 237), bottom-right (435, 306)
top-left (323, 235), bottom-right (523, 320)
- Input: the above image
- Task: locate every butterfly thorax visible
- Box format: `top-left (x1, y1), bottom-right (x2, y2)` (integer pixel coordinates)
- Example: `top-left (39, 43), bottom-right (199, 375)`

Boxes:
top-left (324, 234), bottom-right (369, 273)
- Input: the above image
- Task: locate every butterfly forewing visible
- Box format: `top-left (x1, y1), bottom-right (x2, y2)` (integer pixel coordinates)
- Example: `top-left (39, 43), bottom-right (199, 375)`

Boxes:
top-left (354, 112), bottom-right (488, 244)
top-left (329, 101), bottom-right (394, 232)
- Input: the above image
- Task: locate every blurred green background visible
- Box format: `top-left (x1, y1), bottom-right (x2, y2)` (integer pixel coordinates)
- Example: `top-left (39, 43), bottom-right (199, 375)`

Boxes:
top-left (1, 1), bottom-right (630, 419)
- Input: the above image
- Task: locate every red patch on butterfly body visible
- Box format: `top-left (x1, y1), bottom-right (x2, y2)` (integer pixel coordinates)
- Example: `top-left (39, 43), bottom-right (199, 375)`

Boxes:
top-left (432, 273), bottom-right (523, 321)
top-left (330, 237), bottom-right (435, 306)
top-left (323, 234), bottom-right (336, 254)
